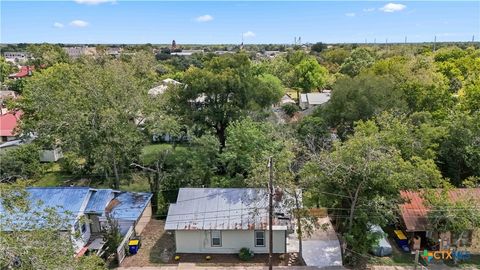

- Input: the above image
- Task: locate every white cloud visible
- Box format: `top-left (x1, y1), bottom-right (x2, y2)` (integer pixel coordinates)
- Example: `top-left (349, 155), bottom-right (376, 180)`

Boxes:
top-left (53, 22), bottom-right (64, 28)
top-left (243, 31), bottom-right (255, 38)
top-left (74, 0), bottom-right (116, 5)
top-left (70, 20), bottom-right (89, 27)
top-left (195, 15), bottom-right (214, 22)
top-left (379, 3), bottom-right (406, 13)
top-left (345, 12), bottom-right (356, 17)
top-left (363, 8), bottom-right (375, 12)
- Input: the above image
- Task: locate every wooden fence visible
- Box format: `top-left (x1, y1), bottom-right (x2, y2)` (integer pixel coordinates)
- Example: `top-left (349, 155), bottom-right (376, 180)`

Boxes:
top-left (308, 207), bottom-right (328, 218)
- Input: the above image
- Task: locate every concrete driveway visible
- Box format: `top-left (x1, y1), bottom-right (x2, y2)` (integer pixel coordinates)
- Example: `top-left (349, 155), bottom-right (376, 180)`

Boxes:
top-left (287, 217), bottom-right (343, 268)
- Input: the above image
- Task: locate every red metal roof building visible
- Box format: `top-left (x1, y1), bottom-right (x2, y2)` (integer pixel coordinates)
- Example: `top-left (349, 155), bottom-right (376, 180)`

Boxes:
top-left (399, 189), bottom-right (480, 232)
top-left (8, 66), bottom-right (34, 80)
top-left (0, 110), bottom-right (22, 141)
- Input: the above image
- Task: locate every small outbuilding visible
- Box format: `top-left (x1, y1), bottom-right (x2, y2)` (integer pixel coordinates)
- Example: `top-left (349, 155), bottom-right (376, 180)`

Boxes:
top-left (299, 91), bottom-right (331, 110)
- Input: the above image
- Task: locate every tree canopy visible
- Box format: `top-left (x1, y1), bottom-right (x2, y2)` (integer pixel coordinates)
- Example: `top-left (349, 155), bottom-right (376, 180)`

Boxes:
top-left (168, 53), bottom-right (284, 148)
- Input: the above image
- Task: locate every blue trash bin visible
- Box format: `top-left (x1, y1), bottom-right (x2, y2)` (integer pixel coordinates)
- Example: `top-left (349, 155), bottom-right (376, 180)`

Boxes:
top-left (128, 239), bottom-right (140, 255)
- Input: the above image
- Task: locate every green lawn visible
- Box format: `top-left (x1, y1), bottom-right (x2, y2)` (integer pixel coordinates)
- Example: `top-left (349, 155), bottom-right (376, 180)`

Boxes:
top-left (33, 143), bottom-right (179, 189)
top-left (35, 163), bottom-right (67, 187)
top-left (140, 143), bottom-right (177, 164)
top-left (286, 88), bottom-right (299, 100)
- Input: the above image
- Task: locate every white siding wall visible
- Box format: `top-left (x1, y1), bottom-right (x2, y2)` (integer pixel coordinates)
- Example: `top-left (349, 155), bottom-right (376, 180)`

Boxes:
top-left (175, 230), bottom-right (286, 254)
top-left (71, 220), bottom-right (91, 253)
top-left (134, 201), bottom-right (152, 235)
top-left (39, 148), bottom-right (64, 162)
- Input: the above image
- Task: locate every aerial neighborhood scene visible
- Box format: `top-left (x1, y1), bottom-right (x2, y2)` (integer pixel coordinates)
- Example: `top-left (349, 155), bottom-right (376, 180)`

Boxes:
top-left (1, 1), bottom-right (479, 270)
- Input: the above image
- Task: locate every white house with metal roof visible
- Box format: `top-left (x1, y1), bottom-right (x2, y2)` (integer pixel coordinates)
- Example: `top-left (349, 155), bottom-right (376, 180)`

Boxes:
top-left (165, 188), bottom-right (295, 254)
top-left (299, 91), bottom-right (331, 110)
top-left (148, 78), bottom-right (181, 97)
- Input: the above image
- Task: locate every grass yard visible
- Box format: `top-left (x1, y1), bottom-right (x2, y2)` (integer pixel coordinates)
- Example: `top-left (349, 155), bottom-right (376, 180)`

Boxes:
top-left (33, 143), bottom-right (177, 188)
top-left (286, 88), bottom-right (299, 100)
top-left (140, 143), bottom-right (185, 164)
top-left (35, 163), bottom-right (68, 186)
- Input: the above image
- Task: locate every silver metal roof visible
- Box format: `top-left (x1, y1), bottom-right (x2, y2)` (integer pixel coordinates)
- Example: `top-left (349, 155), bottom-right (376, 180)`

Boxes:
top-left (165, 188), bottom-right (290, 231)
top-left (300, 92), bottom-right (331, 105)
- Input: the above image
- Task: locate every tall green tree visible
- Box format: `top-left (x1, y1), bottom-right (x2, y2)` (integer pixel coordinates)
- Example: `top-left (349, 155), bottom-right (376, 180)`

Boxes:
top-left (169, 53), bottom-right (283, 149)
top-left (0, 56), bottom-right (12, 83)
top-left (293, 57), bottom-right (329, 99)
top-left (323, 74), bottom-right (406, 132)
top-left (369, 55), bottom-right (452, 113)
top-left (438, 111), bottom-right (480, 186)
top-left (424, 189), bottom-right (480, 247)
top-left (26, 43), bottom-right (69, 67)
top-left (340, 47), bottom-right (375, 77)
top-left (20, 60), bottom-right (146, 188)
top-left (301, 120), bottom-right (446, 264)
top-left (0, 144), bottom-right (44, 183)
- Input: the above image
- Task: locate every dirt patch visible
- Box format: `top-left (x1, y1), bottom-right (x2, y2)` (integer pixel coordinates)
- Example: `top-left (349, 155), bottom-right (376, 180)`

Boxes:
top-left (121, 219), bottom-right (175, 267)
top-left (170, 253), bottom-right (303, 266)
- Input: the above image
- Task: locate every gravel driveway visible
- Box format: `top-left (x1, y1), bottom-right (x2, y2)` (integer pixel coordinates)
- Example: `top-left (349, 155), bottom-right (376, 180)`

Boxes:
top-left (121, 219), bottom-right (175, 267)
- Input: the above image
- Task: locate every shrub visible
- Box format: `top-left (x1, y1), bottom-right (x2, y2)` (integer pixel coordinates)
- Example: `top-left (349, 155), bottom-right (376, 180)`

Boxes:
top-left (282, 103), bottom-right (300, 117)
top-left (58, 152), bottom-right (83, 177)
top-left (239, 247), bottom-right (253, 261)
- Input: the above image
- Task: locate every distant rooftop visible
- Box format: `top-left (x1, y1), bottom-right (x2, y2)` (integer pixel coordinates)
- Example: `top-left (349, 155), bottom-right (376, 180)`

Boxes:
top-left (300, 91), bottom-right (331, 105)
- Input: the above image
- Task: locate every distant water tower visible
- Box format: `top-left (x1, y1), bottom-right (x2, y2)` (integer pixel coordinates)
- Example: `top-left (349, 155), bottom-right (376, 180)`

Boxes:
top-left (171, 40), bottom-right (177, 50)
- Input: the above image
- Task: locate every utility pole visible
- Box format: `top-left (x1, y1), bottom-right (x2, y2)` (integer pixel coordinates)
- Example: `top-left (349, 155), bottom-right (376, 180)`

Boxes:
top-left (414, 249), bottom-right (419, 270)
top-left (268, 157), bottom-right (274, 270)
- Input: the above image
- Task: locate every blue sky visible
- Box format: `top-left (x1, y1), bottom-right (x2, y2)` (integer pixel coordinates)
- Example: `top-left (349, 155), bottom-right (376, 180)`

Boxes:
top-left (1, 1), bottom-right (479, 44)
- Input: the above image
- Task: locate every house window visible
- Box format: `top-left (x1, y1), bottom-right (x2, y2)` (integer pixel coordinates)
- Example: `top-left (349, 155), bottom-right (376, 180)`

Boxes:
top-left (81, 222), bottom-right (87, 234)
top-left (255, 231), bottom-right (265, 247)
top-left (211, 230), bottom-right (222, 247)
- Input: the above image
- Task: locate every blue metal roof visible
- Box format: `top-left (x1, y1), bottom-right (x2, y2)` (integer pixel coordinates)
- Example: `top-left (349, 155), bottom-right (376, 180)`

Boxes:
top-left (1, 187), bottom-right (152, 231)
top-left (26, 187), bottom-right (91, 214)
top-left (85, 189), bottom-right (113, 213)
top-left (110, 192), bottom-right (152, 221)
top-left (0, 187), bottom-right (91, 230)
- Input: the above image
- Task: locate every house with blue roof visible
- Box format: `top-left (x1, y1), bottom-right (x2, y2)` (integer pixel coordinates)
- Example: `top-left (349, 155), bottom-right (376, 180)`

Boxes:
top-left (0, 187), bottom-right (152, 255)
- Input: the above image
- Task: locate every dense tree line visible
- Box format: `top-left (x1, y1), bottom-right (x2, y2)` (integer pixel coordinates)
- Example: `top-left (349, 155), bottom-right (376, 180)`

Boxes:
top-left (1, 43), bottom-right (479, 266)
